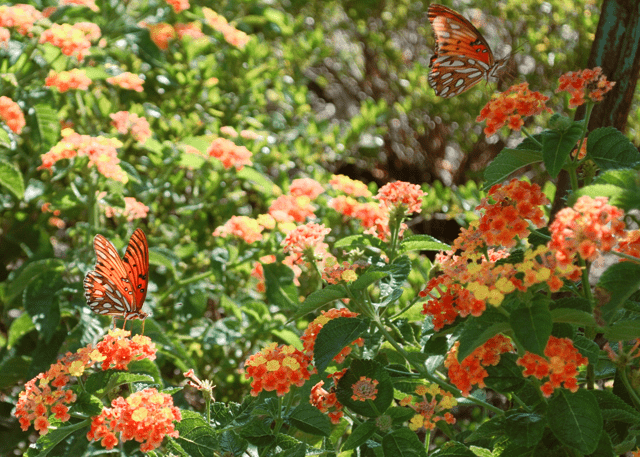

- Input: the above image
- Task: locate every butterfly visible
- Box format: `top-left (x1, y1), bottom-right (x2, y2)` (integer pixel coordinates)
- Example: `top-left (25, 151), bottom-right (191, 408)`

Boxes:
top-left (428, 4), bottom-right (510, 98)
top-left (84, 228), bottom-right (149, 328)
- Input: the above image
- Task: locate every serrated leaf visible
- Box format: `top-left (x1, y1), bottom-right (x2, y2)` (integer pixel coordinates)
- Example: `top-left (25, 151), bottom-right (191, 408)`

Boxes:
top-left (32, 104), bottom-right (60, 151)
top-left (399, 234), bottom-right (450, 253)
top-left (483, 148), bottom-right (543, 189)
top-left (548, 390), bottom-right (602, 454)
top-left (25, 420), bottom-right (90, 457)
top-left (0, 159), bottom-right (24, 198)
top-left (593, 389), bottom-right (640, 424)
top-left (504, 412), bottom-right (545, 447)
top-left (485, 353), bottom-right (525, 393)
top-left (263, 262), bottom-right (298, 309)
top-left (239, 417), bottom-right (274, 446)
top-left (597, 262), bottom-right (640, 323)
top-left (219, 431), bottom-right (248, 455)
top-left (289, 285), bottom-right (347, 321)
top-left (84, 371), bottom-right (154, 395)
top-left (336, 358), bottom-right (394, 417)
top-left (289, 402), bottom-right (332, 436)
top-left (381, 427), bottom-right (428, 457)
top-left (603, 320), bottom-right (640, 341)
top-left (509, 297), bottom-right (552, 356)
top-left (587, 127), bottom-right (640, 170)
top-left (542, 118), bottom-right (584, 178)
top-left (350, 271), bottom-right (389, 291)
top-left (314, 317), bottom-right (369, 374)
top-left (175, 410), bottom-right (220, 456)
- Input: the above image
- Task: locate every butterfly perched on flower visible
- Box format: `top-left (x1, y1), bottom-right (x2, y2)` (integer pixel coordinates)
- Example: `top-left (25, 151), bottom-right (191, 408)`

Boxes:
top-left (84, 229), bottom-right (149, 328)
top-left (428, 3), bottom-right (510, 98)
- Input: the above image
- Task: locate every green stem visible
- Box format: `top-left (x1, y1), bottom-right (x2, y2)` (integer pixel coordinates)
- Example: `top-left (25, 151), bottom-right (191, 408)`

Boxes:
top-left (520, 127), bottom-right (542, 147)
top-left (619, 367), bottom-right (640, 410)
top-left (370, 315), bottom-right (503, 414)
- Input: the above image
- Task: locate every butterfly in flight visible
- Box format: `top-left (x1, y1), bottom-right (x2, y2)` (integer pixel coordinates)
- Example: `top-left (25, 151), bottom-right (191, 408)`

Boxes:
top-left (428, 3), bottom-right (510, 98)
top-left (84, 229), bottom-right (149, 329)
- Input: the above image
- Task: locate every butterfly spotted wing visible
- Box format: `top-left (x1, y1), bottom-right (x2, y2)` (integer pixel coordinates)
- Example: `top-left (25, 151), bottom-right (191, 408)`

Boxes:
top-left (84, 229), bottom-right (149, 324)
top-left (428, 4), bottom-right (509, 97)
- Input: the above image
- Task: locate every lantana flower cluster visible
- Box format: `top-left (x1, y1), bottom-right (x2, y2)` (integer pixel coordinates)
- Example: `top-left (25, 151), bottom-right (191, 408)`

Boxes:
top-left (15, 330), bottom-right (157, 436)
top-left (400, 384), bottom-right (457, 431)
top-left (476, 82), bottom-right (551, 136)
top-left (330, 174), bottom-right (372, 197)
top-left (106, 72), bottom-right (145, 92)
top-left (213, 215), bottom-right (265, 244)
top-left (87, 388), bottom-right (181, 452)
top-left (244, 343), bottom-right (313, 396)
top-left (310, 369), bottom-right (347, 424)
top-left (556, 67), bottom-right (615, 107)
top-left (282, 222), bottom-right (331, 266)
top-left (103, 196), bottom-right (150, 221)
top-left (549, 195), bottom-right (626, 266)
top-left (45, 69), bottom-right (92, 92)
top-left (110, 111), bottom-right (152, 143)
top-left (0, 4), bottom-right (43, 36)
top-left (38, 129), bottom-right (128, 182)
top-left (206, 137), bottom-right (253, 170)
top-left (516, 336), bottom-right (588, 397)
top-left (39, 22), bottom-right (101, 60)
top-left (0, 96), bottom-right (25, 134)
top-left (444, 335), bottom-right (514, 396)
top-left (202, 7), bottom-right (251, 49)
top-left (322, 258), bottom-right (367, 285)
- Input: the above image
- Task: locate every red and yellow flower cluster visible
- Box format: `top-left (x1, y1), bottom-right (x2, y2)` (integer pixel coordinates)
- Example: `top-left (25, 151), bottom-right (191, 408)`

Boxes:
top-left (0, 4), bottom-right (43, 36)
top-left (322, 258), bottom-right (367, 285)
top-left (282, 222), bottom-right (331, 265)
top-left (310, 369), bottom-right (347, 424)
top-left (38, 129), bottom-right (128, 182)
top-left (15, 330), bottom-right (159, 437)
top-left (244, 343), bottom-right (313, 396)
top-left (39, 22), bottom-right (100, 60)
top-left (101, 194), bottom-right (150, 221)
top-left (45, 69), bottom-right (92, 92)
top-left (400, 384), bottom-right (457, 431)
top-left (202, 8), bottom-right (251, 49)
top-left (476, 82), bottom-right (551, 136)
top-left (0, 96), bottom-right (25, 134)
top-left (445, 335), bottom-right (514, 396)
top-left (549, 195), bottom-right (626, 266)
top-left (517, 336), bottom-right (588, 397)
top-left (87, 388), bottom-right (181, 452)
top-left (110, 111), bottom-right (152, 143)
top-left (556, 67), bottom-right (615, 107)
top-left (206, 137), bottom-right (253, 170)
top-left (213, 215), bottom-right (265, 244)
top-left (106, 72), bottom-right (145, 92)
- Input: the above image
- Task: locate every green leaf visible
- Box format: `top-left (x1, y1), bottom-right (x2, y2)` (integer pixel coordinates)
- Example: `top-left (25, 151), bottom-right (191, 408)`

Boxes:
top-left (549, 308), bottom-right (595, 327)
top-left (381, 427), bottom-right (428, 457)
top-left (74, 391), bottom-right (104, 416)
top-left (219, 431), bottom-right (248, 455)
top-left (456, 309), bottom-right (510, 361)
top-left (7, 259), bottom-right (65, 303)
top-left (597, 262), bottom-right (640, 322)
top-left (593, 389), bottom-right (640, 424)
top-left (548, 390), bottom-right (602, 454)
top-left (587, 127), bottom-right (640, 170)
top-left (509, 297), bottom-right (552, 356)
top-left (289, 402), bottom-right (332, 436)
top-left (571, 335), bottom-right (599, 366)
top-left (149, 248), bottom-right (178, 278)
top-left (542, 117), bottom-right (584, 178)
top-left (351, 270), bottom-right (389, 291)
top-left (263, 262), bottom-right (299, 310)
top-left (334, 234), bottom-right (385, 250)
top-left (483, 148), bottom-right (543, 189)
top-left (336, 359), bottom-right (393, 417)
top-left (239, 417), bottom-right (274, 446)
top-left (485, 353), bottom-right (525, 393)
top-left (289, 285), bottom-right (347, 321)
top-left (84, 371), bottom-right (155, 395)
top-left (237, 166), bottom-right (278, 197)
top-left (314, 317), bottom-right (369, 374)
top-left (32, 104), bottom-right (60, 151)
top-left (504, 412), bottom-right (545, 447)
top-left (24, 270), bottom-right (63, 343)
top-left (0, 159), bottom-right (24, 198)
top-left (25, 420), bottom-right (90, 457)
top-left (0, 355), bottom-right (30, 390)
top-left (399, 235), bottom-right (450, 254)
top-left (7, 312), bottom-right (34, 348)
top-left (603, 320), bottom-right (640, 341)
top-left (342, 420), bottom-right (377, 450)
top-left (175, 410), bottom-right (220, 455)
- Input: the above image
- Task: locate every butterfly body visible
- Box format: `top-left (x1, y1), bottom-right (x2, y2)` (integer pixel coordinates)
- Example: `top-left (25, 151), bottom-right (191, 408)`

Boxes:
top-left (428, 4), bottom-right (509, 97)
top-left (84, 229), bottom-right (149, 324)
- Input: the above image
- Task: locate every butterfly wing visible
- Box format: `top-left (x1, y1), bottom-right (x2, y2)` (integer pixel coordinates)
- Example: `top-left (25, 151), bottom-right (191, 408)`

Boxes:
top-left (428, 4), bottom-right (497, 97)
top-left (84, 234), bottom-right (137, 317)
top-left (122, 228), bottom-right (149, 313)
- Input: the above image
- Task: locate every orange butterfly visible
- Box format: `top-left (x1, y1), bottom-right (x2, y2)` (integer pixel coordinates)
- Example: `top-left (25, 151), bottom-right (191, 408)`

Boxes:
top-left (84, 229), bottom-right (149, 328)
top-left (428, 4), bottom-right (510, 98)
